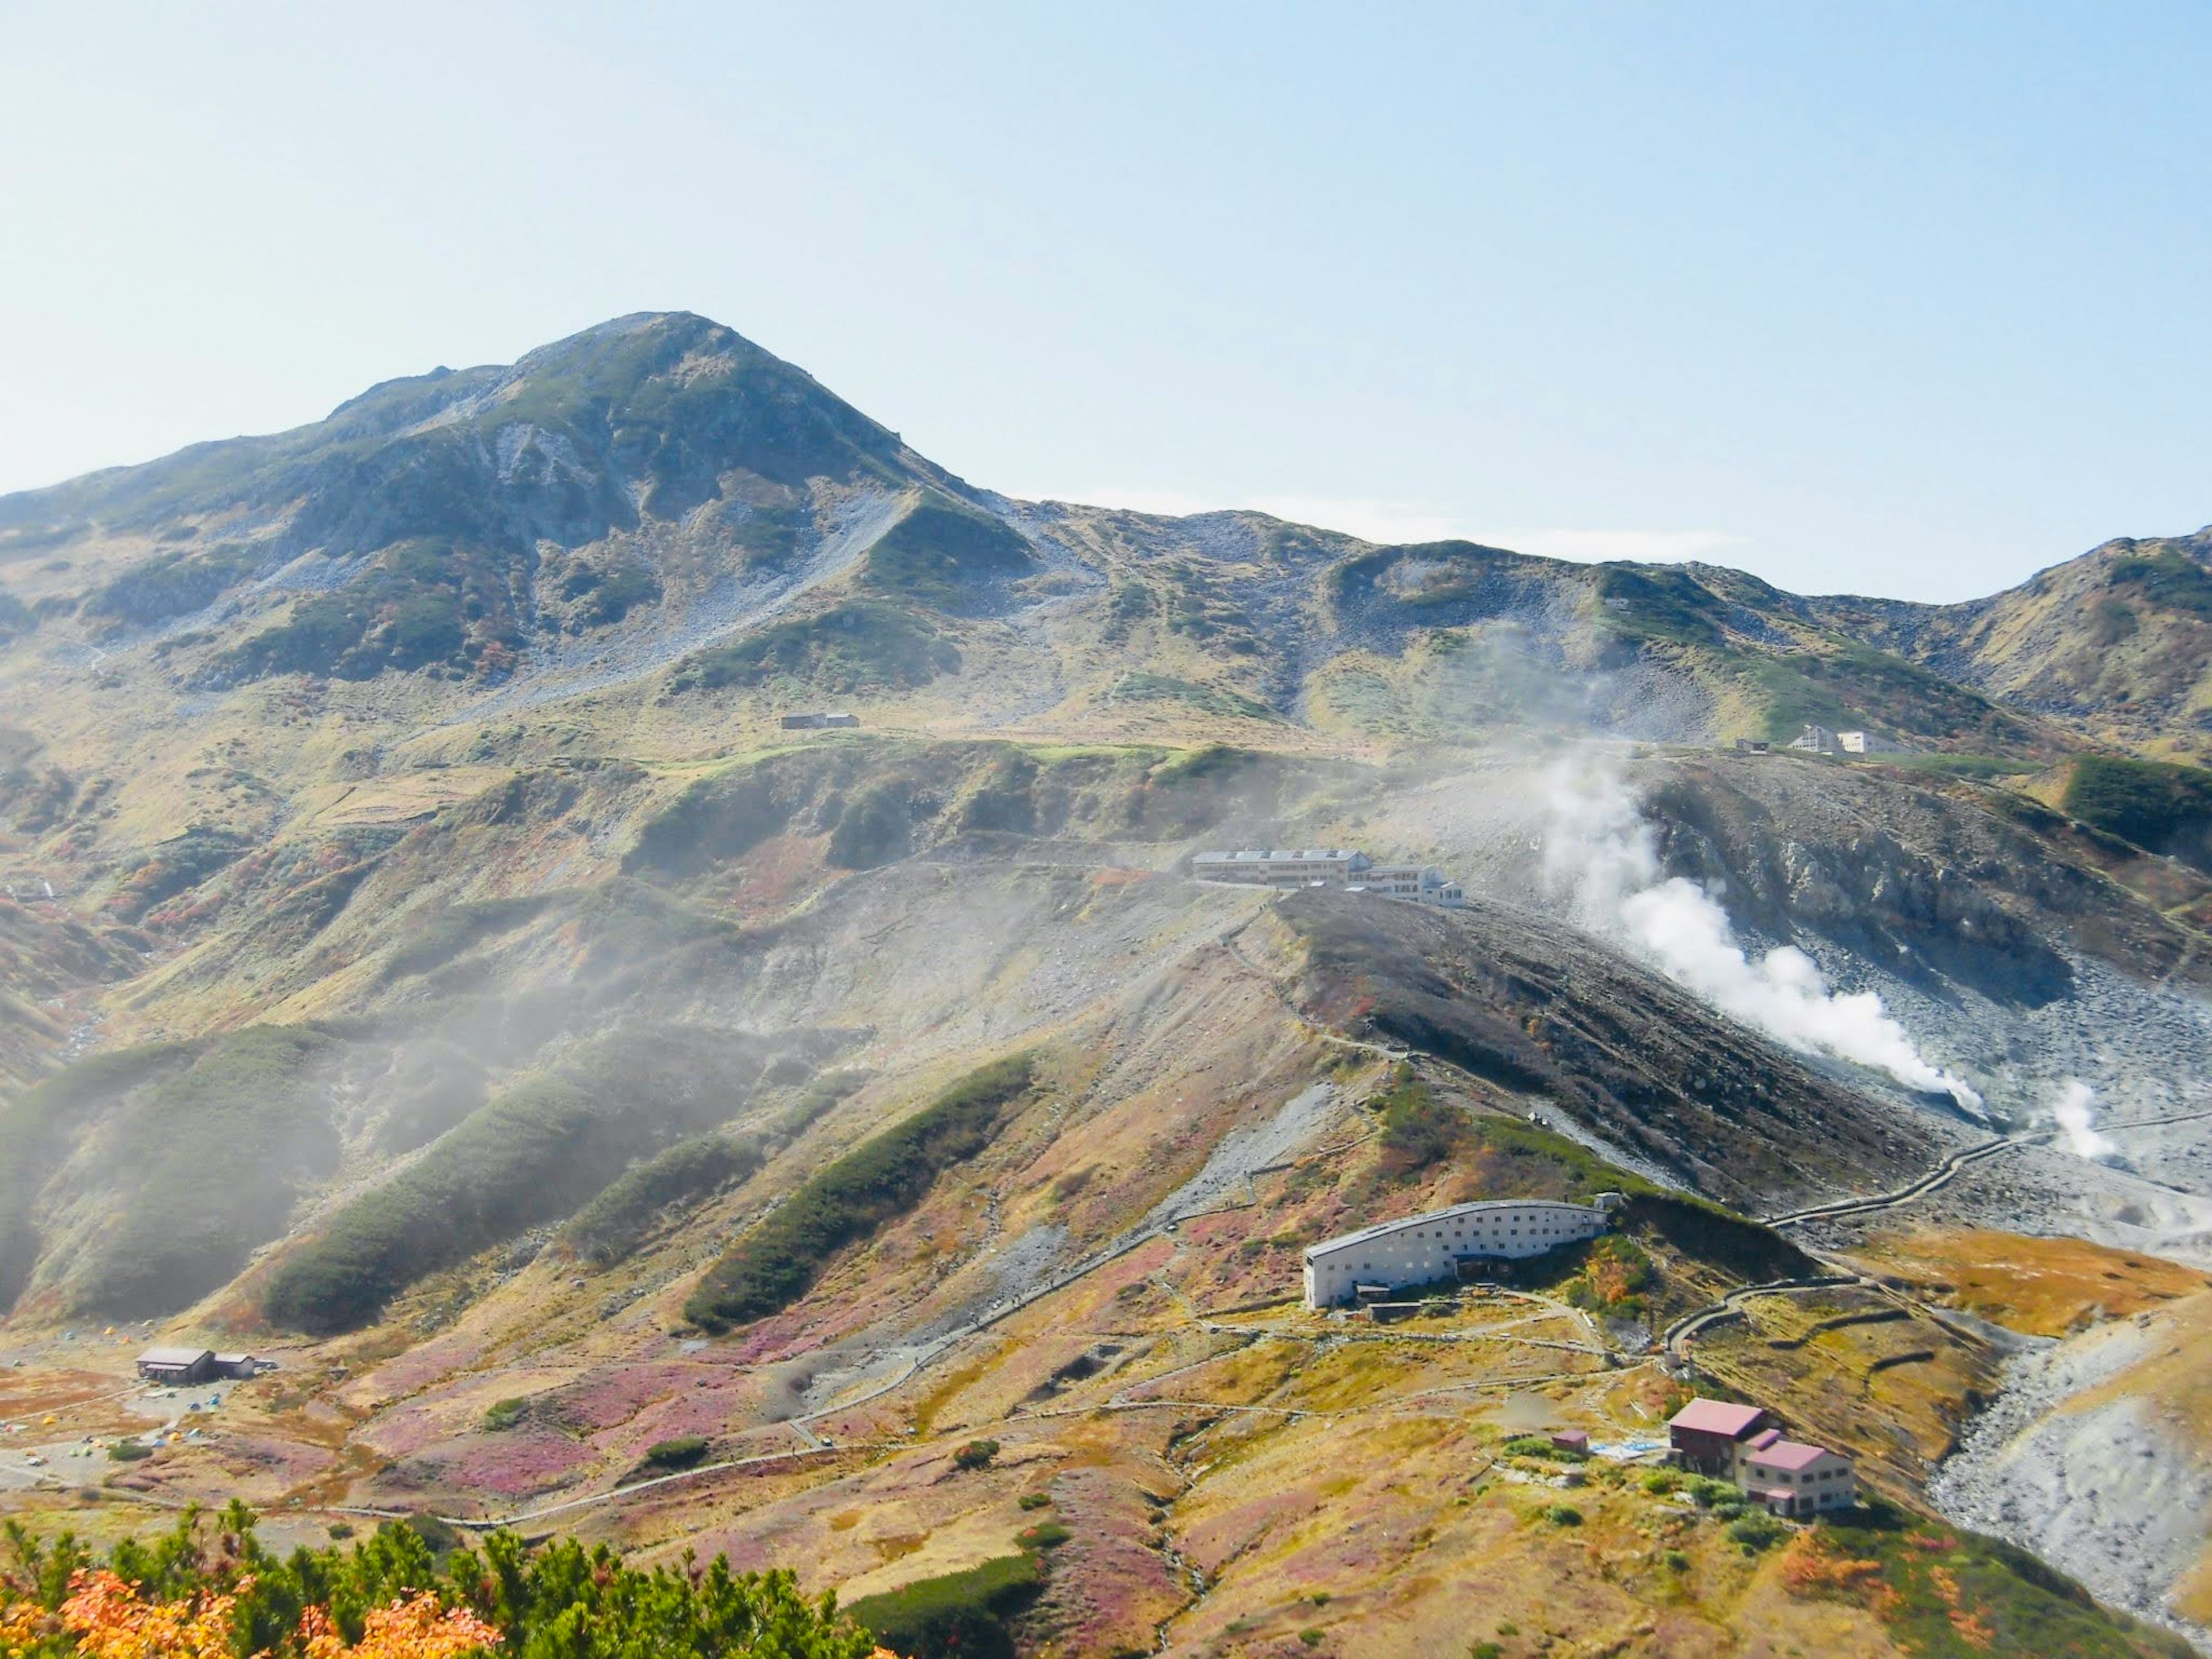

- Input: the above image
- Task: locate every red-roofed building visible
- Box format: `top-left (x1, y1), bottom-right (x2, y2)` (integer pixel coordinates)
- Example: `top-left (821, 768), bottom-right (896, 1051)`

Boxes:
top-left (1666, 1398), bottom-right (1772, 1475)
top-left (1740, 1437), bottom-right (1856, 1516)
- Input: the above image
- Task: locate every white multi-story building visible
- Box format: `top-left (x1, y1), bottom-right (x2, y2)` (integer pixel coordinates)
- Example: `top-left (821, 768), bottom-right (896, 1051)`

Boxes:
top-left (1836, 730), bottom-right (1906, 756)
top-left (1736, 1430), bottom-right (1857, 1517)
top-left (1352, 865), bottom-right (1466, 906)
top-left (1192, 849), bottom-right (1372, 887)
top-left (1301, 1195), bottom-right (1622, 1308)
top-left (1192, 849), bottom-right (1464, 906)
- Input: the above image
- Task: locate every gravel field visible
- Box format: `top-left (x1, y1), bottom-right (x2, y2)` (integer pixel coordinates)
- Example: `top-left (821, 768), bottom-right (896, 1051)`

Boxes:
top-left (1933, 1314), bottom-right (2212, 1653)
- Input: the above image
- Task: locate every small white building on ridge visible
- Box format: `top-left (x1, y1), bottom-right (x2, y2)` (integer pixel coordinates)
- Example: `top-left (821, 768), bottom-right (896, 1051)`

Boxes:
top-left (1350, 865), bottom-right (1467, 906)
top-left (1302, 1195), bottom-right (1622, 1308)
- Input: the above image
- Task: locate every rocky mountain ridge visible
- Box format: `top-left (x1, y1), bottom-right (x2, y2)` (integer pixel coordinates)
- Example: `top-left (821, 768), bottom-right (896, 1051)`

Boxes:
top-left (7, 311), bottom-right (2212, 1657)
top-left (1804, 528), bottom-right (2212, 759)
top-left (2, 309), bottom-right (2207, 769)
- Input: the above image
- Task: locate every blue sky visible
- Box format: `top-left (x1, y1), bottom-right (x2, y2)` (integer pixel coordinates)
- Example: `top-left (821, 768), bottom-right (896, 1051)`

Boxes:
top-left (3, 2), bottom-right (2207, 600)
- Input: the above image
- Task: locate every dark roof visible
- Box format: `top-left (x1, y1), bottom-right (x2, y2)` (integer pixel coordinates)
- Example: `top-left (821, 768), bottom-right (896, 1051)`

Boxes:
top-left (138, 1346), bottom-right (213, 1367)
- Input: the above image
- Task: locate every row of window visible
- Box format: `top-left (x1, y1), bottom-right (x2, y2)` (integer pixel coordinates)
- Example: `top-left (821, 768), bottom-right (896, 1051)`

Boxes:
top-left (1319, 1212), bottom-right (1597, 1254)
top-left (1751, 1465), bottom-right (1846, 1486)
top-left (1316, 1237), bottom-right (1592, 1267)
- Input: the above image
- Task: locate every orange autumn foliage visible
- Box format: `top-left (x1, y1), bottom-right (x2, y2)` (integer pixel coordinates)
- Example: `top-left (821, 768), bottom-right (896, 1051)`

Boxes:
top-left (1588, 1252), bottom-right (1641, 1304)
top-left (1949, 1606), bottom-right (1998, 1649)
top-left (57, 1570), bottom-right (238, 1659)
top-left (1777, 1533), bottom-right (1897, 1614)
top-left (300, 1596), bottom-right (499, 1659)
top-left (3, 1571), bottom-right (503, 1659)
top-left (1, 1599), bottom-right (59, 1658)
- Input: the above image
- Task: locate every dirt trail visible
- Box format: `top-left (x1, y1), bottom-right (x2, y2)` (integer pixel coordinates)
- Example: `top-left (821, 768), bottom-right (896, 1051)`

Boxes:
top-left (1763, 1135), bottom-right (2044, 1228)
top-left (1660, 1274), bottom-right (1865, 1357)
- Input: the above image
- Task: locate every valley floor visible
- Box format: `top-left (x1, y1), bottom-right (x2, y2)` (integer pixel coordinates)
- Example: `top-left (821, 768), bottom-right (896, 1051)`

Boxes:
top-left (6, 1075), bottom-right (2205, 1658)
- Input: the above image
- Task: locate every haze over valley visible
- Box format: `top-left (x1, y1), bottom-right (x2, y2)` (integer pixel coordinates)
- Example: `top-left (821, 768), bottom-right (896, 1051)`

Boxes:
top-left (7, 313), bottom-right (2212, 1658)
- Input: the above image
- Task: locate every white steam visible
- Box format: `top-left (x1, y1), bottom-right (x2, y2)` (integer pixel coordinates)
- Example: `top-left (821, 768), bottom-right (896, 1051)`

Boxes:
top-left (2051, 1080), bottom-right (2116, 1161)
top-left (1544, 763), bottom-right (1984, 1112)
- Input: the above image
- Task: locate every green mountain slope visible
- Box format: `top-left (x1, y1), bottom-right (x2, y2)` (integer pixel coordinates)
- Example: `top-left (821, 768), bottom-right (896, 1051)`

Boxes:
top-left (0, 308), bottom-right (2180, 765)
top-left (9, 314), bottom-right (2212, 1657)
top-left (1805, 528), bottom-right (2212, 761)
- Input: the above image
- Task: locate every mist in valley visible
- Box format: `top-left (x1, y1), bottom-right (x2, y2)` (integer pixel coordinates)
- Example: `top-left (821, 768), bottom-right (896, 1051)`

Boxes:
top-left (1, 358), bottom-right (2210, 1659)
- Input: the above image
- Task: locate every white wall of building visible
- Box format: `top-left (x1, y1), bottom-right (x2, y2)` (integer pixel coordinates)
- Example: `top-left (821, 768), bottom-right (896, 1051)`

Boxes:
top-left (1302, 1199), bottom-right (1612, 1308)
top-left (1739, 1446), bottom-right (1857, 1515)
top-left (1194, 850), bottom-right (1464, 907)
top-left (1354, 865), bottom-right (1465, 906)
top-left (1193, 850), bottom-right (1370, 888)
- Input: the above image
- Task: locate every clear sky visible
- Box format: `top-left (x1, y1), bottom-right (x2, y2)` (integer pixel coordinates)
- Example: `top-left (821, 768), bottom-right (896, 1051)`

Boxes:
top-left (3, 3), bottom-right (2207, 601)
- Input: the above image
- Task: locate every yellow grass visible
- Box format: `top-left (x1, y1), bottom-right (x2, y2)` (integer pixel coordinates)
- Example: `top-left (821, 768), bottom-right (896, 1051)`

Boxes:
top-left (1854, 1228), bottom-right (2211, 1337)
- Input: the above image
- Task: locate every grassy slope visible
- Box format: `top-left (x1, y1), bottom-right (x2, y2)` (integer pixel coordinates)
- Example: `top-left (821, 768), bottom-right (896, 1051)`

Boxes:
top-left (2059, 753), bottom-right (2212, 870)
top-left (747, 1084), bottom-right (2170, 1659)
top-left (1853, 1229), bottom-right (2212, 1338)
top-left (262, 1028), bottom-right (790, 1334)
top-left (0, 1041), bottom-right (196, 1312)
top-left (1810, 532), bottom-right (2212, 762)
top-left (0, 1000), bottom-right (2184, 1657)
top-left (556, 1133), bottom-right (764, 1267)
top-left (1787, 1503), bottom-right (2198, 1659)
top-left (684, 1054), bottom-right (1036, 1331)
top-left (3, 1028), bottom-right (346, 1320)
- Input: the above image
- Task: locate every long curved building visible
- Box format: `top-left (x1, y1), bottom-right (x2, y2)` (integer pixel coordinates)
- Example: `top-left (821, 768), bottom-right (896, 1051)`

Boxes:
top-left (1302, 1195), bottom-right (1622, 1308)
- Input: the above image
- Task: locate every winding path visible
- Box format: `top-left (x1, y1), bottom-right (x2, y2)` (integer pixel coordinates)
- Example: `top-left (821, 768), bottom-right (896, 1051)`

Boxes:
top-left (1760, 1134), bottom-right (2044, 1229)
top-left (1658, 1274), bottom-right (1864, 1358)
top-left (1763, 1099), bottom-right (2212, 1232)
